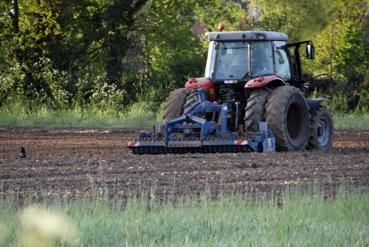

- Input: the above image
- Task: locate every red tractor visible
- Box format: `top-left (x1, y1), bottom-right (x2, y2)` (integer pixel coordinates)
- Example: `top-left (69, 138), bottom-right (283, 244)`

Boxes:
top-left (128, 28), bottom-right (333, 154)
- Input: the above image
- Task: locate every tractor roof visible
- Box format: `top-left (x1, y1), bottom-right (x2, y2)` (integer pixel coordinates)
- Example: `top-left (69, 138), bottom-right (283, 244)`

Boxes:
top-left (204, 31), bottom-right (288, 42)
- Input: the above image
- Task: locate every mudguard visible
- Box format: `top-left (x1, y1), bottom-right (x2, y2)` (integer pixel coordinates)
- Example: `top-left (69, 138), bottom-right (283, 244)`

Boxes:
top-left (245, 75), bottom-right (285, 89)
top-left (185, 77), bottom-right (216, 101)
top-left (305, 98), bottom-right (328, 113)
top-left (185, 77), bottom-right (214, 89)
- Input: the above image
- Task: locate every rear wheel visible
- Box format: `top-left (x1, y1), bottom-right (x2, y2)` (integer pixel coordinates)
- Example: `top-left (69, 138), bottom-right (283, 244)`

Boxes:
top-left (307, 107), bottom-right (333, 150)
top-left (265, 86), bottom-right (309, 151)
top-left (163, 88), bottom-right (192, 123)
top-left (244, 89), bottom-right (270, 131)
top-left (183, 90), bottom-right (200, 114)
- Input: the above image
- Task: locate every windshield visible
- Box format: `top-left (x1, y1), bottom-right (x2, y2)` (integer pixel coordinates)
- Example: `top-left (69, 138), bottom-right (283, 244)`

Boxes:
top-left (213, 42), bottom-right (249, 80)
top-left (205, 41), bottom-right (276, 81)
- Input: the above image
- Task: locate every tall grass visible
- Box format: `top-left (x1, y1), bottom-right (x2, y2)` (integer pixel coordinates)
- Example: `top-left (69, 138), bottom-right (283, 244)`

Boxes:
top-left (333, 112), bottom-right (369, 131)
top-left (0, 99), bottom-right (367, 130)
top-left (0, 187), bottom-right (368, 246)
top-left (309, 90), bottom-right (369, 130)
top-left (0, 101), bottom-right (162, 128)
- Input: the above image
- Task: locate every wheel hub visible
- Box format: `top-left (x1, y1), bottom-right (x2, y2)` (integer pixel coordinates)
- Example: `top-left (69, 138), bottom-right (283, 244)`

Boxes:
top-left (317, 118), bottom-right (330, 147)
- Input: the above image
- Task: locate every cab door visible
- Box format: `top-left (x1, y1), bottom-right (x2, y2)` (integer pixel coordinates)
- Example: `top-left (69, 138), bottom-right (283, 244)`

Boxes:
top-left (273, 41), bottom-right (292, 81)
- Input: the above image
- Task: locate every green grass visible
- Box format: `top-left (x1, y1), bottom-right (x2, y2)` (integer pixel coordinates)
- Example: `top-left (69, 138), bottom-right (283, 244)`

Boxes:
top-left (0, 102), bottom-right (162, 128)
top-left (0, 101), bottom-right (368, 130)
top-left (0, 188), bottom-right (368, 246)
top-left (333, 112), bottom-right (369, 131)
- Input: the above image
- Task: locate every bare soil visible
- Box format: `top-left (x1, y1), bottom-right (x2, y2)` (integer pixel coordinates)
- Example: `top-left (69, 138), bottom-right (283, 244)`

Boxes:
top-left (0, 128), bottom-right (368, 202)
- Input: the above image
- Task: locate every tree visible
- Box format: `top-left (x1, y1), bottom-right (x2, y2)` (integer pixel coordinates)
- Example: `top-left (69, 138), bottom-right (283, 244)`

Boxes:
top-left (132, 0), bottom-right (249, 103)
top-left (248, 0), bottom-right (337, 41)
top-left (0, 0), bottom-right (148, 107)
top-left (102, 0), bottom-right (147, 84)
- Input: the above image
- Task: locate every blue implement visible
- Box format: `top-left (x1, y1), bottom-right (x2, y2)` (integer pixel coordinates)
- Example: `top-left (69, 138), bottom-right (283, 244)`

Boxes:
top-left (127, 89), bottom-right (276, 154)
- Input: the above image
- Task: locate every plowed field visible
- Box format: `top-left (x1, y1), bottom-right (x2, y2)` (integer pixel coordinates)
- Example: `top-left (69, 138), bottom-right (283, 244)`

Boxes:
top-left (1, 128), bottom-right (368, 202)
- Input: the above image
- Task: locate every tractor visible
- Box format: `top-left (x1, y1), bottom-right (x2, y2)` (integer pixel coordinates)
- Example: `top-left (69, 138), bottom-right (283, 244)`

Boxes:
top-left (128, 25), bottom-right (333, 154)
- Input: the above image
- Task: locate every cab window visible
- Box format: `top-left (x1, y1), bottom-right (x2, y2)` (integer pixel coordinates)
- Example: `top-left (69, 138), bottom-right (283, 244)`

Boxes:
top-left (274, 41), bottom-right (291, 80)
top-left (251, 41), bottom-right (274, 77)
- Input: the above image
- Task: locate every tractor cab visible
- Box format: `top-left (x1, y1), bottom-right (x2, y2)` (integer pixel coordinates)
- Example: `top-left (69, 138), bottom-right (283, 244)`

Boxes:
top-left (203, 31), bottom-right (314, 87)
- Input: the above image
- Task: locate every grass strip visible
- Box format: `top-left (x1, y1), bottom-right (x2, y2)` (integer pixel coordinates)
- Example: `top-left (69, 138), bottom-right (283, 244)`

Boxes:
top-left (0, 187), bottom-right (368, 246)
top-left (0, 102), bottom-right (368, 130)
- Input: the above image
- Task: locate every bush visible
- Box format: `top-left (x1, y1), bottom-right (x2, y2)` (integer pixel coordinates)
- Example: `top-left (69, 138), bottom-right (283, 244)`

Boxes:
top-left (90, 83), bottom-right (125, 113)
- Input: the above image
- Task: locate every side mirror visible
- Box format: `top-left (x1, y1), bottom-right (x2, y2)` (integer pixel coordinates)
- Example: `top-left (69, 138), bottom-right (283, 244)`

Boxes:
top-left (306, 42), bottom-right (314, 59)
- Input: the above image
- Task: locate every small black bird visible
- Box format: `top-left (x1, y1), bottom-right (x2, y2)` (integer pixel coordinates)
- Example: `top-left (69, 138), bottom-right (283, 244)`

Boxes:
top-left (19, 147), bottom-right (26, 159)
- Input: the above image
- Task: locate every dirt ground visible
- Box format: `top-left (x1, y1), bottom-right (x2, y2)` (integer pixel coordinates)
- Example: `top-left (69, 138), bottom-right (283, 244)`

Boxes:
top-left (0, 128), bottom-right (368, 202)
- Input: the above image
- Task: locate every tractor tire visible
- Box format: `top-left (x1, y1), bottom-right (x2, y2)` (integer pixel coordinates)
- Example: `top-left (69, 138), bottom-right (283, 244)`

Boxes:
top-left (163, 88), bottom-right (192, 123)
top-left (307, 106), bottom-right (333, 151)
top-left (183, 90), bottom-right (200, 114)
top-left (244, 89), bottom-right (270, 131)
top-left (265, 86), bottom-right (309, 151)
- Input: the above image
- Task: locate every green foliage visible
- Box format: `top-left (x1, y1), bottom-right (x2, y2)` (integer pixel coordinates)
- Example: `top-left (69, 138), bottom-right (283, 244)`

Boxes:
top-left (331, 92), bottom-right (350, 112)
top-left (305, 0), bottom-right (369, 110)
top-left (356, 83), bottom-right (369, 112)
top-left (139, 0), bottom-right (205, 98)
top-left (251, 0), bottom-right (369, 111)
top-left (90, 83), bottom-right (125, 112)
top-left (249, 0), bottom-right (337, 40)
top-left (0, 0), bottom-right (368, 117)
top-left (0, 100), bottom-right (158, 128)
top-left (0, 0), bottom-right (148, 108)
top-left (135, 0), bottom-right (249, 102)
top-left (334, 112), bottom-right (369, 130)
top-left (0, 97), bottom-right (368, 130)
top-left (1, 188), bottom-right (369, 246)
top-left (0, 61), bottom-right (24, 106)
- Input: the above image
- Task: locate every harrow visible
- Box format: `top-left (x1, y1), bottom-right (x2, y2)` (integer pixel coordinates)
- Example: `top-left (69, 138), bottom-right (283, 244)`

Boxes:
top-left (127, 89), bottom-right (276, 154)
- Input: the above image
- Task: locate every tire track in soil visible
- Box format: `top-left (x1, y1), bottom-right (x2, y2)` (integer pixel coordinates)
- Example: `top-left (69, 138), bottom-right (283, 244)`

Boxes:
top-left (0, 128), bottom-right (368, 202)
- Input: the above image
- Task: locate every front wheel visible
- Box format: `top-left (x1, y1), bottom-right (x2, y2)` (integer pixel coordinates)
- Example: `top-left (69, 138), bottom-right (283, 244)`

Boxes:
top-left (307, 107), bottom-right (333, 151)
